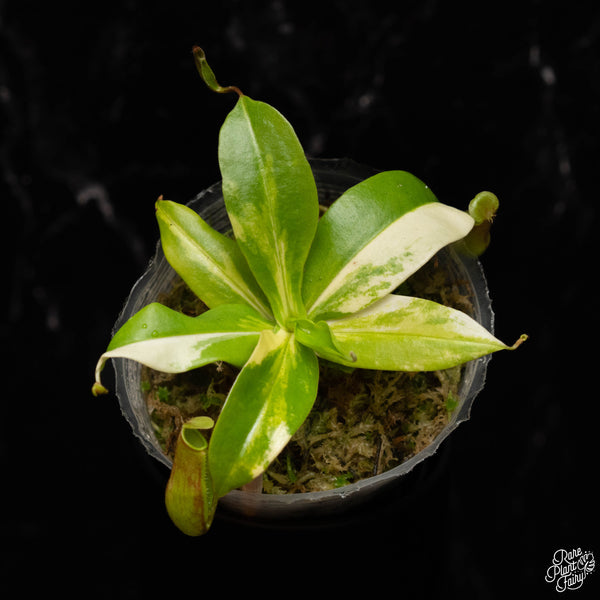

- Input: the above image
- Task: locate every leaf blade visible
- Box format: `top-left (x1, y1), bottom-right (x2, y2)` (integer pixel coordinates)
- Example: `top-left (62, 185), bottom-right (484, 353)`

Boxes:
top-left (156, 199), bottom-right (271, 317)
top-left (218, 96), bottom-right (319, 326)
top-left (208, 328), bottom-right (319, 498)
top-left (303, 171), bottom-right (474, 320)
top-left (320, 294), bottom-right (511, 371)
top-left (93, 303), bottom-right (273, 390)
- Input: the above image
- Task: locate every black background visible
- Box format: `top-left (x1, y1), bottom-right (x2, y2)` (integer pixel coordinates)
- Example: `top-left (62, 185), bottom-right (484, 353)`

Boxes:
top-left (2, 0), bottom-right (598, 597)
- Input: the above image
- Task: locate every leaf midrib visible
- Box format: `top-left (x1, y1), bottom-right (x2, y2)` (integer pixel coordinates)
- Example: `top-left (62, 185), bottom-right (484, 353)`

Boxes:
top-left (240, 98), bottom-right (291, 324)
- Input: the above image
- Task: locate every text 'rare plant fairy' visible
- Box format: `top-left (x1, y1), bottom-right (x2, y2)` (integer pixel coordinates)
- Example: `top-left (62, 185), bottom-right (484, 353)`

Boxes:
top-left (92, 48), bottom-right (526, 536)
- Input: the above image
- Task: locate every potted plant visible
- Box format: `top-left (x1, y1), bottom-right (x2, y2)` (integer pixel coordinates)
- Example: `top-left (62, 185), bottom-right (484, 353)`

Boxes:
top-left (92, 48), bottom-right (526, 536)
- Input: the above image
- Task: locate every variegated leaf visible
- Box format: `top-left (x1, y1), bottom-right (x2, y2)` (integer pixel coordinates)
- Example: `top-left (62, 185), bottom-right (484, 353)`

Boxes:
top-left (302, 171), bottom-right (474, 320)
top-left (218, 96), bottom-right (319, 328)
top-left (156, 199), bottom-right (271, 318)
top-left (319, 294), bottom-right (515, 371)
top-left (208, 328), bottom-right (319, 499)
top-left (93, 303), bottom-right (273, 392)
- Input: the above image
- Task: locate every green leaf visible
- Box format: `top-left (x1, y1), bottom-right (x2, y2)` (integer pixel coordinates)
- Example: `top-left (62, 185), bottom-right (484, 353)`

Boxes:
top-left (218, 95), bottom-right (319, 328)
top-left (93, 303), bottom-right (273, 391)
top-left (302, 171), bottom-right (474, 320)
top-left (319, 294), bottom-right (515, 371)
top-left (156, 199), bottom-right (271, 318)
top-left (208, 328), bottom-right (319, 498)
top-left (165, 416), bottom-right (215, 536)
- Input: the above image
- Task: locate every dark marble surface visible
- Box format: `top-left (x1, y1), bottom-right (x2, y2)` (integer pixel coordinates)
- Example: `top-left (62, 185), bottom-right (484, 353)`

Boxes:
top-left (2, 1), bottom-right (598, 597)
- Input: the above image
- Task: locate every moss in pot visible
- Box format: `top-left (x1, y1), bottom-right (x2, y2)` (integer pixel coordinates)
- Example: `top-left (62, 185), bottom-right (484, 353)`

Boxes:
top-left (92, 48), bottom-right (526, 536)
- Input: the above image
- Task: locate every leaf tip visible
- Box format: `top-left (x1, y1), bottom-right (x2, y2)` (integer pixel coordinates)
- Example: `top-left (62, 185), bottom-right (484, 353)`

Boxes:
top-left (192, 45), bottom-right (205, 59)
top-left (92, 381), bottom-right (109, 396)
top-left (510, 334), bottom-right (529, 350)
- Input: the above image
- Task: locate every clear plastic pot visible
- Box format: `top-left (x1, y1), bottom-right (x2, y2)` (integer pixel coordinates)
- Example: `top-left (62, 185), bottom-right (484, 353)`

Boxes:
top-left (111, 158), bottom-right (494, 526)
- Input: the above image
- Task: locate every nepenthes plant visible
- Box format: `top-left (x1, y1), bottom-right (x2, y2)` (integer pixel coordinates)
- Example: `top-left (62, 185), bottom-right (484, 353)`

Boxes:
top-left (93, 48), bottom-right (526, 536)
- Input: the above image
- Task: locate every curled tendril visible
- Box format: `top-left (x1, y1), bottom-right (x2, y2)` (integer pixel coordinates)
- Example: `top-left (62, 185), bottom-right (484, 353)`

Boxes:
top-left (193, 46), bottom-right (243, 97)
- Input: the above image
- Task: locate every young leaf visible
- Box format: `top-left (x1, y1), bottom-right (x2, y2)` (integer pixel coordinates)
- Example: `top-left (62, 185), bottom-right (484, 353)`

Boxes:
top-left (93, 303), bottom-right (273, 392)
top-left (156, 199), bottom-right (271, 318)
top-left (294, 318), bottom-right (356, 364)
top-left (165, 416), bottom-right (215, 536)
top-left (319, 294), bottom-right (521, 371)
top-left (218, 95), bottom-right (319, 328)
top-left (208, 328), bottom-right (319, 499)
top-left (302, 171), bottom-right (474, 320)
